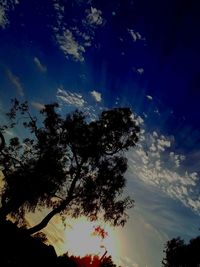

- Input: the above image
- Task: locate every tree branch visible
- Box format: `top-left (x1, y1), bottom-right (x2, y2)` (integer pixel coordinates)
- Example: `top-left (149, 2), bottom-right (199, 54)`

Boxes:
top-left (26, 157), bottom-right (84, 235)
top-left (26, 197), bottom-right (72, 235)
top-left (0, 131), bottom-right (5, 151)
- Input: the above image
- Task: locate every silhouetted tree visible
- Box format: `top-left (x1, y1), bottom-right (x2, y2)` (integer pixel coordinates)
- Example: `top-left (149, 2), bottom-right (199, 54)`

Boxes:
top-left (162, 236), bottom-right (200, 267)
top-left (0, 99), bottom-right (140, 234)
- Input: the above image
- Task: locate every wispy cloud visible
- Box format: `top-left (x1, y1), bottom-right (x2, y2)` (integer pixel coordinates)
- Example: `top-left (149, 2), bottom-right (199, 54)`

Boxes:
top-left (56, 87), bottom-right (85, 107)
top-left (56, 30), bottom-right (85, 62)
top-left (83, 7), bottom-right (104, 27)
top-left (169, 152), bottom-right (186, 168)
top-left (53, 1), bottom-right (105, 62)
top-left (0, 0), bottom-right (20, 29)
top-left (0, 5), bottom-right (8, 28)
top-left (31, 101), bottom-right (45, 111)
top-left (90, 90), bottom-right (102, 102)
top-left (128, 29), bottom-right (145, 42)
top-left (34, 57), bottom-right (47, 73)
top-left (119, 256), bottom-right (139, 267)
top-left (7, 69), bottom-right (24, 96)
top-left (53, 0), bottom-right (65, 30)
top-left (146, 95), bottom-right (153, 100)
top-left (137, 68), bottom-right (144, 75)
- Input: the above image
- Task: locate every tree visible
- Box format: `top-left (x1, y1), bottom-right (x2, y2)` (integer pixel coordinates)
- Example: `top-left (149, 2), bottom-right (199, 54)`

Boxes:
top-left (0, 99), bottom-right (140, 234)
top-left (162, 236), bottom-right (200, 267)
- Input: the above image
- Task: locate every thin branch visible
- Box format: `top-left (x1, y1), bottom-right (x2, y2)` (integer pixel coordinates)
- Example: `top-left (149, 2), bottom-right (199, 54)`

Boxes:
top-left (0, 131), bottom-right (5, 151)
top-left (53, 194), bottom-right (65, 201)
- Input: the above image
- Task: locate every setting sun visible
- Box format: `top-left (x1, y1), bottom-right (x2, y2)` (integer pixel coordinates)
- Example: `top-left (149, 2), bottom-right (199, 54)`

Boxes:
top-left (62, 217), bottom-right (120, 260)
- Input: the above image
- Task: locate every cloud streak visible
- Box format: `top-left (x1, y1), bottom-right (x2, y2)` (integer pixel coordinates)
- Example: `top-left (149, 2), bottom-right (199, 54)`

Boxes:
top-left (31, 102), bottom-right (45, 111)
top-left (34, 57), bottom-right (47, 72)
top-left (56, 87), bottom-right (85, 107)
top-left (7, 69), bottom-right (24, 96)
top-left (128, 29), bottom-right (145, 42)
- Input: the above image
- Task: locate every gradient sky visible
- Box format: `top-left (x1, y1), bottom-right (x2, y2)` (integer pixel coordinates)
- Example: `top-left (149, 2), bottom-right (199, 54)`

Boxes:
top-left (0, 1), bottom-right (200, 267)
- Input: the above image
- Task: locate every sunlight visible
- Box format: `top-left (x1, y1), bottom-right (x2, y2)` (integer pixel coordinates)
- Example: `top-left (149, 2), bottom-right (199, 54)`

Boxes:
top-left (63, 217), bottom-right (120, 260)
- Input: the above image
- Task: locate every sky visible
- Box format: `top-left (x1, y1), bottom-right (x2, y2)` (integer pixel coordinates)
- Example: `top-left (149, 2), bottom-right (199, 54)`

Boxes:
top-left (0, 0), bottom-right (200, 266)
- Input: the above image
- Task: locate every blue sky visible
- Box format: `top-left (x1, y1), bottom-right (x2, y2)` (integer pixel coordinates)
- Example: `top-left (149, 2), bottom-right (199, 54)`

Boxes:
top-left (0, 0), bottom-right (200, 266)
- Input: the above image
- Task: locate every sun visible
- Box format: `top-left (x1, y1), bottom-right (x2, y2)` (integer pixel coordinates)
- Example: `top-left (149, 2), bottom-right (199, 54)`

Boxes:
top-left (62, 217), bottom-right (120, 261)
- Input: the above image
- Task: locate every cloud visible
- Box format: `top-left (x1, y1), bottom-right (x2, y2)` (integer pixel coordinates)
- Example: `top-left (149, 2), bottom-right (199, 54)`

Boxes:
top-left (90, 90), bottom-right (102, 102)
top-left (34, 57), bottom-right (47, 72)
top-left (53, 1), bottom-right (86, 61)
top-left (170, 152), bottom-right (186, 168)
top-left (7, 69), bottom-right (24, 96)
top-left (53, 2), bottom-right (105, 62)
top-left (136, 68), bottom-right (144, 75)
top-left (127, 126), bottom-right (200, 214)
top-left (131, 114), bottom-right (144, 127)
top-left (56, 30), bottom-right (85, 62)
top-left (119, 256), bottom-right (139, 267)
top-left (146, 95), bottom-right (153, 100)
top-left (84, 7), bottom-right (104, 27)
top-left (56, 87), bottom-right (85, 107)
top-left (0, 5), bottom-right (8, 28)
top-left (128, 29), bottom-right (145, 42)
top-left (53, 0), bottom-right (65, 28)
top-left (31, 102), bottom-right (45, 111)
top-left (0, 0), bottom-right (20, 29)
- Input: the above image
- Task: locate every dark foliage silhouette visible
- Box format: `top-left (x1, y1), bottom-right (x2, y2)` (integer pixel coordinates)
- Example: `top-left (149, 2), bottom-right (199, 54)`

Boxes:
top-left (0, 220), bottom-right (57, 267)
top-left (162, 236), bottom-right (200, 267)
top-left (57, 253), bottom-right (116, 267)
top-left (0, 99), bottom-right (140, 234)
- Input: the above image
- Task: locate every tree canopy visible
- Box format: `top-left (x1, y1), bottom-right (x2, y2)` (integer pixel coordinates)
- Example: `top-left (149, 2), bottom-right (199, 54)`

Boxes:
top-left (0, 99), bottom-right (140, 234)
top-left (162, 236), bottom-right (200, 267)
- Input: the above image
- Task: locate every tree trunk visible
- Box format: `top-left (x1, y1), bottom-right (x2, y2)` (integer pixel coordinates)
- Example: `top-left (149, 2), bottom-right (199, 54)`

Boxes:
top-left (26, 197), bottom-right (71, 235)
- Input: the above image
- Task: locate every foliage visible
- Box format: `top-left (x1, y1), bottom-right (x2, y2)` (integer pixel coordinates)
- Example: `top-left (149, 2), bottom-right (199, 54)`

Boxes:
top-left (57, 253), bottom-right (116, 267)
top-left (162, 236), bottom-right (200, 267)
top-left (0, 99), bottom-right (140, 234)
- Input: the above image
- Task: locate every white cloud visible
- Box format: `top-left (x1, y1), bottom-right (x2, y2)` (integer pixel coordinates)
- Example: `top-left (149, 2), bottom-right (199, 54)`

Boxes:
top-left (128, 29), bottom-right (145, 42)
top-left (84, 7), bottom-right (104, 27)
top-left (137, 68), bottom-right (144, 75)
top-left (34, 57), bottom-right (47, 73)
top-left (90, 90), bottom-right (102, 102)
top-left (127, 127), bottom-right (200, 214)
top-left (54, 1), bottom-right (64, 13)
top-left (53, 2), bottom-right (105, 62)
top-left (31, 102), bottom-right (45, 111)
top-left (56, 29), bottom-right (85, 62)
top-left (170, 152), bottom-right (186, 168)
top-left (56, 87), bottom-right (85, 107)
top-left (53, 0), bottom-right (65, 28)
top-left (7, 69), bottom-right (24, 96)
top-left (0, 5), bottom-right (8, 28)
top-left (0, 0), bottom-right (20, 29)
top-left (146, 95), bottom-right (153, 100)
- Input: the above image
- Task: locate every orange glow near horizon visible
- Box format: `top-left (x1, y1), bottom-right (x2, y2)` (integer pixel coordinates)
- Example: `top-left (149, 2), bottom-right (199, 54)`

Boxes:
top-left (62, 217), bottom-right (121, 261)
